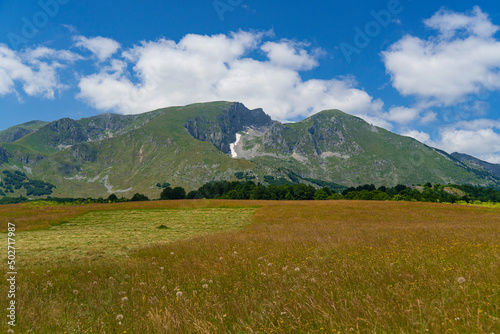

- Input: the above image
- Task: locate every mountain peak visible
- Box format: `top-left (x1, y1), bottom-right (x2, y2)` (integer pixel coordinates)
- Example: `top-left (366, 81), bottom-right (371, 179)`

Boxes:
top-left (1, 101), bottom-right (499, 198)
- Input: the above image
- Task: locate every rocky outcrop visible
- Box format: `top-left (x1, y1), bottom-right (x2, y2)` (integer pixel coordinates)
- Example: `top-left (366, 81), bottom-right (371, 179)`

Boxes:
top-left (185, 102), bottom-right (273, 153)
top-left (46, 118), bottom-right (88, 146)
top-left (260, 112), bottom-right (363, 157)
top-left (262, 122), bottom-right (291, 153)
top-left (22, 112), bottom-right (160, 149)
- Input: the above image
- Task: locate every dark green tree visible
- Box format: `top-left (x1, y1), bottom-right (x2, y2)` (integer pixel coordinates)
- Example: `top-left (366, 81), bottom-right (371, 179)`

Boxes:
top-left (131, 193), bottom-right (149, 201)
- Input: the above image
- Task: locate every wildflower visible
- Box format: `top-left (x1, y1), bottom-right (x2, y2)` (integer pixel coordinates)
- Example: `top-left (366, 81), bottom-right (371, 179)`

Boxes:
top-left (73, 290), bottom-right (79, 295)
top-left (88, 271), bottom-right (92, 274)
top-left (209, 280), bottom-right (213, 284)
top-left (7, 329), bottom-right (14, 334)
top-left (121, 297), bottom-right (128, 302)
top-left (176, 291), bottom-right (183, 298)
top-left (152, 262), bottom-right (157, 266)
top-left (160, 267), bottom-right (164, 271)
top-left (46, 281), bottom-right (53, 287)
top-left (93, 281), bottom-right (98, 285)
top-left (268, 263), bottom-right (272, 267)
top-left (116, 314), bottom-right (124, 321)
top-left (170, 252), bottom-right (174, 255)
top-left (280, 312), bottom-right (287, 315)
top-left (139, 282), bottom-right (146, 286)
top-left (282, 266), bottom-right (288, 271)
top-left (457, 277), bottom-right (466, 284)
top-left (295, 267), bottom-right (300, 272)
top-left (161, 286), bottom-right (167, 290)
top-left (202, 284), bottom-right (209, 289)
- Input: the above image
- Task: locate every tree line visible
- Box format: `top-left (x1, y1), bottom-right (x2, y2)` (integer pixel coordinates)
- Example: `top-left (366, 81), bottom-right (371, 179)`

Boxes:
top-left (2, 180), bottom-right (500, 205)
top-left (156, 180), bottom-right (500, 204)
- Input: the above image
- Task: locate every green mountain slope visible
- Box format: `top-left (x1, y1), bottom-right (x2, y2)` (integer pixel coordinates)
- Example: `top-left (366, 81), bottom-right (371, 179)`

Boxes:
top-left (0, 120), bottom-right (48, 142)
top-left (234, 109), bottom-right (500, 188)
top-left (0, 102), bottom-right (499, 199)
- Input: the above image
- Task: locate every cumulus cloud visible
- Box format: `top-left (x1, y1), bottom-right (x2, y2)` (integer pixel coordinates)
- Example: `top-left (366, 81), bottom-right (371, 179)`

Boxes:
top-left (74, 36), bottom-right (121, 62)
top-left (77, 31), bottom-right (387, 124)
top-left (261, 40), bottom-right (320, 70)
top-left (402, 130), bottom-right (431, 143)
top-left (382, 6), bottom-right (500, 106)
top-left (0, 44), bottom-right (77, 99)
top-left (429, 119), bottom-right (500, 163)
top-left (387, 106), bottom-right (419, 124)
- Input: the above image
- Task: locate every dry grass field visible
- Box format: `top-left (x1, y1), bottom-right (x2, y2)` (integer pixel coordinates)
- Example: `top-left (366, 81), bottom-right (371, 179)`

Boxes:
top-left (1, 200), bottom-right (499, 333)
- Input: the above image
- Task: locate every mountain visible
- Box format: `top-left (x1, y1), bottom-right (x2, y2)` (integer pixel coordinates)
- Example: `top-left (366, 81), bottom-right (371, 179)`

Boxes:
top-left (0, 120), bottom-right (48, 143)
top-left (0, 101), bottom-right (499, 198)
top-left (451, 152), bottom-right (500, 179)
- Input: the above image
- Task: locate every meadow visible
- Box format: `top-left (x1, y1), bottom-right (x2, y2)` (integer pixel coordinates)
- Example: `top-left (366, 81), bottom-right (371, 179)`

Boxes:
top-left (1, 200), bottom-right (499, 333)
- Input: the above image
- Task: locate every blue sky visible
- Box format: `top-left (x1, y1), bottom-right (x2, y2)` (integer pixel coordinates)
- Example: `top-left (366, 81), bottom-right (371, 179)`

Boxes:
top-left (1, 0), bottom-right (500, 162)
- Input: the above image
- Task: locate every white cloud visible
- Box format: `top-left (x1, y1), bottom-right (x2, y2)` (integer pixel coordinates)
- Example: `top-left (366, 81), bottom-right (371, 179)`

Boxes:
top-left (77, 31), bottom-right (387, 124)
top-left (0, 44), bottom-right (73, 99)
top-left (23, 47), bottom-right (82, 62)
top-left (420, 111), bottom-right (438, 124)
top-left (402, 130), bottom-right (431, 143)
top-left (382, 6), bottom-right (500, 106)
top-left (478, 154), bottom-right (500, 164)
top-left (74, 36), bottom-right (121, 62)
top-left (438, 128), bottom-right (500, 155)
top-left (261, 40), bottom-right (320, 70)
top-left (428, 119), bottom-right (500, 163)
top-left (387, 106), bottom-right (419, 124)
top-left (424, 6), bottom-right (498, 39)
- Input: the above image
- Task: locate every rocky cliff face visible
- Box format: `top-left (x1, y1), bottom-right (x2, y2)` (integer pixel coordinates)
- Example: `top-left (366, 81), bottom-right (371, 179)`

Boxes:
top-left (21, 112), bottom-right (160, 150)
top-left (260, 111), bottom-right (363, 157)
top-left (185, 102), bottom-right (273, 153)
top-left (262, 122), bottom-right (291, 153)
top-left (46, 118), bottom-right (88, 146)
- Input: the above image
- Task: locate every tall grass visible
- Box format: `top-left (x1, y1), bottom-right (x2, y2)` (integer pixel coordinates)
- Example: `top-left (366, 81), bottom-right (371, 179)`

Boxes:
top-left (1, 200), bottom-right (499, 333)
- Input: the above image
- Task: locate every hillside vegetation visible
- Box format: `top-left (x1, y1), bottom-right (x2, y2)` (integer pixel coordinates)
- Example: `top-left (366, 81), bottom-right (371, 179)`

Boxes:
top-left (1, 102), bottom-right (499, 199)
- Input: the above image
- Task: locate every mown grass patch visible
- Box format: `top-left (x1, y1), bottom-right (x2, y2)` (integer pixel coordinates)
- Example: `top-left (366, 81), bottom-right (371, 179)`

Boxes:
top-left (16, 208), bottom-right (255, 264)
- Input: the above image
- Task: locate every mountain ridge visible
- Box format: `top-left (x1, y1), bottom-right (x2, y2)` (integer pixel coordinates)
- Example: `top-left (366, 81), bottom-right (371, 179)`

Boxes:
top-left (0, 101), bottom-right (499, 198)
